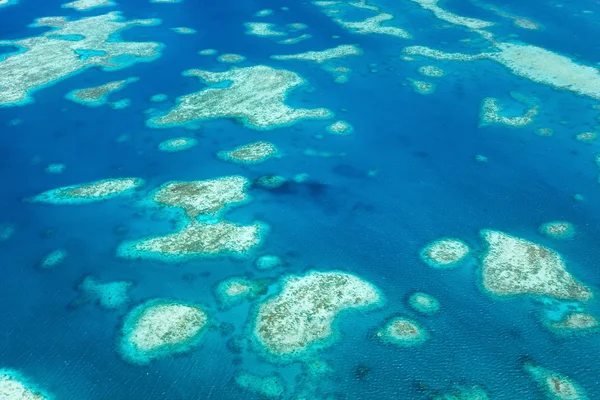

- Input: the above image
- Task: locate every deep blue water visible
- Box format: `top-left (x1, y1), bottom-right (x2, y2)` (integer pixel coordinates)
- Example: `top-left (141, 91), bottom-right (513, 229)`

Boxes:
top-left (1, 0), bottom-right (600, 398)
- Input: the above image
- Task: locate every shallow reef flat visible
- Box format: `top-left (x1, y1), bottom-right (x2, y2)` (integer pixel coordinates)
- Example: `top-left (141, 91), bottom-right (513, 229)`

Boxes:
top-left (151, 176), bottom-right (250, 218)
top-left (524, 362), bottom-right (587, 400)
top-left (546, 312), bottom-right (599, 336)
top-left (215, 276), bottom-right (269, 309)
top-left (271, 44), bottom-right (362, 64)
top-left (119, 299), bottom-right (208, 364)
top-left (334, 13), bottom-right (411, 39)
top-left (117, 220), bottom-right (266, 261)
top-left (218, 141), bottom-right (279, 164)
top-left (539, 221), bottom-right (575, 240)
top-left (376, 317), bottom-right (428, 347)
top-left (409, 0), bottom-right (493, 30)
top-left (0, 12), bottom-right (162, 106)
top-left (420, 237), bottom-right (470, 268)
top-left (29, 178), bottom-right (144, 204)
top-left (148, 65), bottom-right (331, 130)
top-left (252, 271), bottom-right (382, 359)
top-left (0, 369), bottom-right (52, 400)
top-left (66, 77), bottom-right (138, 107)
top-left (404, 42), bottom-right (600, 99)
top-left (61, 0), bottom-right (115, 11)
top-left (480, 230), bottom-right (592, 301)
top-left (158, 137), bottom-right (198, 152)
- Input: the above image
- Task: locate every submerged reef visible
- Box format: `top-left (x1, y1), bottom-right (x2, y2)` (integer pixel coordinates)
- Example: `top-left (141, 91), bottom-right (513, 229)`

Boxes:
top-left (376, 317), bottom-right (428, 347)
top-left (404, 42), bottom-right (600, 99)
top-left (66, 77), bottom-right (138, 107)
top-left (217, 141), bottom-right (279, 164)
top-left (158, 137), bottom-right (198, 152)
top-left (252, 271), bottom-right (382, 359)
top-left (234, 371), bottom-right (285, 398)
top-left (45, 163), bottom-right (66, 174)
top-left (0, 369), bottom-right (52, 400)
top-left (255, 254), bottom-right (284, 270)
top-left (432, 385), bottom-right (490, 400)
top-left (575, 132), bottom-right (596, 142)
top-left (148, 65), bottom-right (331, 130)
top-left (408, 292), bottom-right (440, 315)
top-left (524, 362), bottom-right (587, 400)
top-left (170, 27), bottom-right (196, 34)
top-left (420, 238), bottom-right (470, 268)
top-left (117, 221), bottom-right (266, 261)
top-left (271, 45), bottom-right (362, 64)
top-left (151, 176), bottom-right (250, 218)
top-left (0, 12), bottom-right (162, 106)
top-left (215, 277), bottom-right (269, 309)
top-left (78, 275), bottom-right (132, 310)
top-left (41, 249), bottom-right (67, 269)
top-left (120, 299), bottom-right (208, 364)
top-left (480, 230), bottom-right (592, 301)
top-left (480, 97), bottom-right (538, 127)
top-left (539, 221), bottom-right (575, 240)
top-left (29, 178), bottom-right (144, 204)
top-left (62, 0), bottom-right (115, 11)
top-left (255, 175), bottom-right (287, 189)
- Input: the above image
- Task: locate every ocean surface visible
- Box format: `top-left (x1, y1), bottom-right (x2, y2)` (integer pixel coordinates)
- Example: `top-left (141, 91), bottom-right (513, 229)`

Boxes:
top-left (1, 0), bottom-right (600, 398)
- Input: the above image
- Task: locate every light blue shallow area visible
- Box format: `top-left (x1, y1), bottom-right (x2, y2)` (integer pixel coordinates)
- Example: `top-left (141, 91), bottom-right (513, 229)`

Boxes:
top-left (1, 0), bottom-right (600, 398)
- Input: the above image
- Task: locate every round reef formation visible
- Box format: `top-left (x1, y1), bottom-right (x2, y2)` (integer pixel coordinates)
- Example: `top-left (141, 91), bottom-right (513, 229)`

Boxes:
top-left (117, 220), bottom-right (266, 262)
top-left (215, 277), bottom-right (269, 309)
top-left (218, 141), bottom-right (279, 164)
top-left (539, 221), bottom-right (575, 240)
top-left (524, 362), bottom-right (587, 400)
top-left (326, 120), bottom-right (353, 135)
top-left (480, 230), bottom-right (592, 300)
top-left (408, 292), bottom-right (440, 315)
top-left (147, 65), bottom-right (331, 130)
top-left (158, 137), bottom-right (198, 152)
top-left (217, 53), bottom-right (246, 63)
top-left (376, 317), bottom-right (428, 347)
top-left (78, 275), bottom-right (132, 310)
top-left (29, 178), bottom-right (144, 204)
top-left (255, 254), bottom-right (284, 270)
top-left (119, 299), bottom-right (208, 364)
top-left (418, 65), bottom-right (444, 78)
top-left (420, 238), bottom-right (470, 268)
top-left (234, 371), bottom-right (285, 398)
top-left (0, 369), bottom-right (52, 400)
top-left (151, 176), bottom-right (250, 218)
top-left (253, 271), bottom-right (382, 359)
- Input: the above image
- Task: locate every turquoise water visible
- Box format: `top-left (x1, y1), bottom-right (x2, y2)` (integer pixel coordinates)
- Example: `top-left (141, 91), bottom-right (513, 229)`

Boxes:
top-left (1, 0), bottom-right (599, 398)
